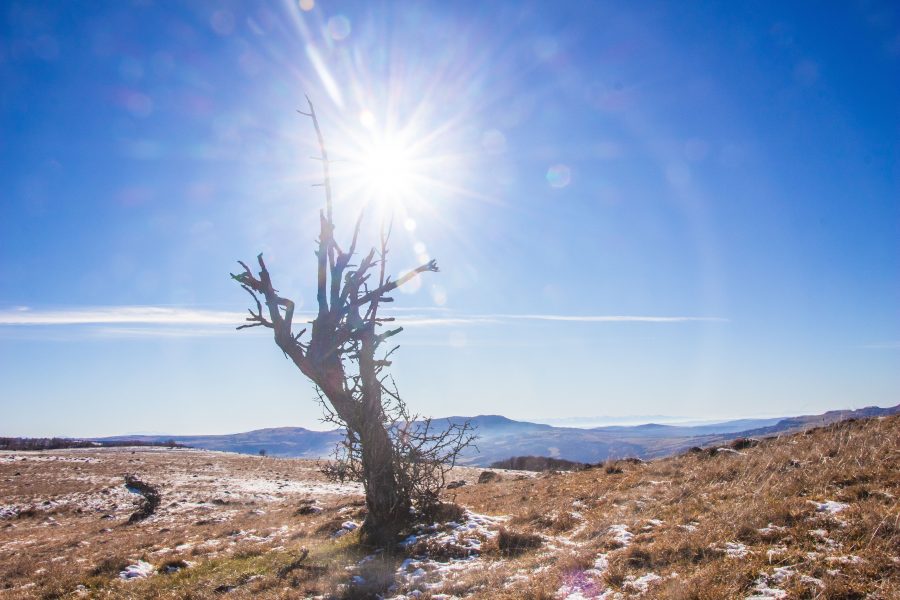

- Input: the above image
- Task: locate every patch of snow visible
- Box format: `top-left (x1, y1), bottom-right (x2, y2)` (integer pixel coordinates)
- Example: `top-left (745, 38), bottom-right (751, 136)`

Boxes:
top-left (746, 573), bottom-right (787, 599)
top-left (808, 529), bottom-right (840, 548)
top-left (680, 521), bottom-right (699, 532)
top-left (725, 542), bottom-right (749, 558)
top-left (624, 572), bottom-right (662, 593)
top-left (0, 453), bottom-right (100, 464)
top-left (607, 524), bottom-right (633, 547)
top-left (801, 575), bottom-right (824, 588)
top-left (378, 510), bottom-right (509, 598)
top-left (757, 523), bottom-right (786, 535)
top-left (119, 561), bottom-right (154, 580)
top-left (770, 567), bottom-right (794, 584)
top-left (809, 500), bottom-right (849, 514)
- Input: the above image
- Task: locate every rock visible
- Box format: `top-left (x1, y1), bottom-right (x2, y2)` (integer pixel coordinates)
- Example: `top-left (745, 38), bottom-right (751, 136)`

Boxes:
top-left (446, 480), bottom-right (466, 489)
top-left (730, 437), bottom-right (760, 450)
top-left (477, 471), bottom-right (501, 484)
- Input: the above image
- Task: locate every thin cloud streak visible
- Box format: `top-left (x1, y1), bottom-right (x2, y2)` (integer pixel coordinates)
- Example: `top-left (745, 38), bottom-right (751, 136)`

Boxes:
top-left (0, 306), bottom-right (728, 338)
top-left (860, 341), bottom-right (900, 350)
top-left (0, 306), bottom-right (241, 325)
top-left (499, 314), bottom-right (728, 323)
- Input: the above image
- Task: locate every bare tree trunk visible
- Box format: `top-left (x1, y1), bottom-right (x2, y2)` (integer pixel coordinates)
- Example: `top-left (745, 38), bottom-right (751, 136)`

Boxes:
top-left (233, 97), bottom-right (472, 547)
top-left (358, 421), bottom-right (409, 545)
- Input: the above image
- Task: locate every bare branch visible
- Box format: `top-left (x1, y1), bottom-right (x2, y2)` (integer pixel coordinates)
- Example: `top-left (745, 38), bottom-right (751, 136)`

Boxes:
top-left (355, 259), bottom-right (439, 308)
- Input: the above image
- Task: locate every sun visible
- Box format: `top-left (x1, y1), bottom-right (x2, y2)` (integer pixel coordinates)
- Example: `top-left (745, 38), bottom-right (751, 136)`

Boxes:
top-left (325, 108), bottom-right (464, 224)
top-left (358, 136), bottom-right (417, 205)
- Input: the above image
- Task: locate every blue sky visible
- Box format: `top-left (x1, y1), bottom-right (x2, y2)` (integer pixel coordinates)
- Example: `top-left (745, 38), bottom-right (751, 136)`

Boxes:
top-left (1, 1), bottom-right (897, 437)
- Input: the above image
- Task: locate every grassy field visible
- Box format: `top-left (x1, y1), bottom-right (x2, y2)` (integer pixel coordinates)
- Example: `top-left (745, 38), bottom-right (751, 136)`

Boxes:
top-left (1, 415), bottom-right (898, 599)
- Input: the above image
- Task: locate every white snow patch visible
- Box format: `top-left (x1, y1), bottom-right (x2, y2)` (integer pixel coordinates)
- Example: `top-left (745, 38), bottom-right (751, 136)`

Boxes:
top-left (725, 542), bottom-right (749, 558)
top-left (808, 529), bottom-right (840, 548)
top-left (757, 523), bottom-right (786, 535)
top-left (624, 572), bottom-right (662, 593)
top-left (716, 447), bottom-right (744, 455)
top-left (746, 574), bottom-right (787, 599)
top-left (680, 521), bottom-right (699, 532)
top-left (377, 510), bottom-right (509, 598)
top-left (809, 500), bottom-right (849, 514)
top-left (119, 561), bottom-right (154, 580)
top-left (607, 524), bottom-right (633, 547)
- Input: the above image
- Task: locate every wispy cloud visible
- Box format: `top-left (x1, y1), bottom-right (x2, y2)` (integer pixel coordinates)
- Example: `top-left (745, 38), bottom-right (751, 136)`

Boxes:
top-left (91, 327), bottom-right (238, 338)
top-left (860, 341), bottom-right (900, 350)
top-left (0, 306), bottom-right (240, 326)
top-left (397, 315), bottom-right (501, 327)
top-left (498, 314), bottom-right (727, 323)
top-left (0, 306), bottom-right (727, 338)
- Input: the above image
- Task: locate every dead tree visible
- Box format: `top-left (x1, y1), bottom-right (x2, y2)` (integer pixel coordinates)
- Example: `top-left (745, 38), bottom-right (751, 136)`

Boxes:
top-left (232, 98), bottom-right (474, 546)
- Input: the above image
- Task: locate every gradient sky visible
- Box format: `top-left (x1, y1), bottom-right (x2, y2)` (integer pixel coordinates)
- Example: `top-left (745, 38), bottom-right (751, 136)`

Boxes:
top-left (1, 1), bottom-right (898, 437)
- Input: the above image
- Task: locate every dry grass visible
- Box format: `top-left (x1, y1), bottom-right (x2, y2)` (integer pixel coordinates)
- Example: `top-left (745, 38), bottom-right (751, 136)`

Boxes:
top-left (453, 415), bottom-right (900, 599)
top-left (1, 415), bottom-right (898, 598)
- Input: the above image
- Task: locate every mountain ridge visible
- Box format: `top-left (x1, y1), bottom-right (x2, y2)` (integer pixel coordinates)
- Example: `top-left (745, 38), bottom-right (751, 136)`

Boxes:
top-left (94, 404), bottom-right (899, 466)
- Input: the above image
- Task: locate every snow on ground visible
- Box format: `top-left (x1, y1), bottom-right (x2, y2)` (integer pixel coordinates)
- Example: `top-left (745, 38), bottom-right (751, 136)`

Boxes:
top-left (715, 447), bottom-right (745, 455)
top-left (746, 573), bottom-right (787, 599)
top-left (607, 524), bottom-right (633, 547)
top-left (0, 486), bottom-right (137, 520)
top-left (757, 523), bottom-right (786, 535)
top-left (809, 500), bottom-right (849, 514)
top-left (554, 524), bottom-right (637, 599)
top-left (344, 510), bottom-right (508, 599)
top-left (119, 561), bottom-right (155, 580)
top-left (333, 521), bottom-right (360, 538)
top-left (210, 475), bottom-right (362, 499)
top-left (808, 529), bottom-right (841, 549)
top-left (623, 572), bottom-right (662, 593)
top-left (0, 452), bottom-right (101, 464)
top-left (725, 542), bottom-right (749, 558)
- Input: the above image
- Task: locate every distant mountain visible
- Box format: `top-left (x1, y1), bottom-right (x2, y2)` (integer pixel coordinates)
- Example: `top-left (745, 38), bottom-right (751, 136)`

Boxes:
top-left (727, 405), bottom-right (900, 438)
top-left (95, 404), bottom-right (898, 467)
top-left (98, 427), bottom-right (345, 459)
